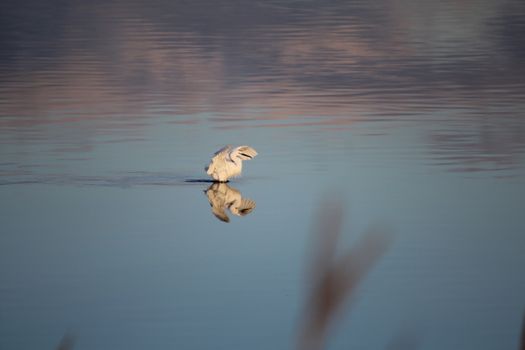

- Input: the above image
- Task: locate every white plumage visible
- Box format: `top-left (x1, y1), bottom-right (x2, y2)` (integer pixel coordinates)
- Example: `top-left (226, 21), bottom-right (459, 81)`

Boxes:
top-left (205, 145), bottom-right (258, 182)
top-left (205, 183), bottom-right (256, 222)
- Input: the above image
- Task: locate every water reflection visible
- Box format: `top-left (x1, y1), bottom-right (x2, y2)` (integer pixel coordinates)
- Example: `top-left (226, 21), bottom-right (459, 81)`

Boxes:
top-left (429, 121), bottom-right (525, 173)
top-left (0, 0), bottom-right (524, 175)
top-left (204, 183), bottom-right (256, 223)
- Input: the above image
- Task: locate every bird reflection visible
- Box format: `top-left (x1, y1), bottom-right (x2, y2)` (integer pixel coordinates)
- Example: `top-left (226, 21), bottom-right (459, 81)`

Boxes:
top-left (205, 183), bottom-right (256, 223)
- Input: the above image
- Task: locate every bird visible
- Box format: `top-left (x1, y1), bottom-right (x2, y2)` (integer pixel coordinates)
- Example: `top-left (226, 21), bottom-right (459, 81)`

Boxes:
top-left (205, 182), bottom-right (256, 222)
top-left (205, 145), bottom-right (258, 182)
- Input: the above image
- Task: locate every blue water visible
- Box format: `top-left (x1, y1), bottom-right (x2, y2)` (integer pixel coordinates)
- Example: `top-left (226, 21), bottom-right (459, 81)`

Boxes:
top-left (1, 1), bottom-right (525, 349)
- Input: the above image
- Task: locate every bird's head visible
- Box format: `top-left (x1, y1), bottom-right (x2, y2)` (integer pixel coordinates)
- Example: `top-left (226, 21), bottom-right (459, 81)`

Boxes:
top-left (205, 163), bottom-right (214, 175)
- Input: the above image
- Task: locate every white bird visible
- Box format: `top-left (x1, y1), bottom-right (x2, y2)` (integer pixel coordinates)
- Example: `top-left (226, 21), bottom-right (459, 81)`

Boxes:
top-left (205, 183), bottom-right (256, 222)
top-left (205, 145), bottom-right (258, 182)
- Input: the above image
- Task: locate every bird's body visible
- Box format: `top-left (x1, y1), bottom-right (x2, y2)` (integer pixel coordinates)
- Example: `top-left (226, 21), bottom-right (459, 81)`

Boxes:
top-left (205, 145), bottom-right (257, 182)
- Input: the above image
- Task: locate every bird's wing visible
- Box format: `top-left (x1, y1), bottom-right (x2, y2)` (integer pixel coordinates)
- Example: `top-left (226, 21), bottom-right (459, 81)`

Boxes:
top-left (230, 145), bottom-right (258, 160)
top-left (236, 198), bottom-right (256, 216)
top-left (212, 206), bottom-right (230, 222)
top-left (214, 145), bottom-right (232, 156)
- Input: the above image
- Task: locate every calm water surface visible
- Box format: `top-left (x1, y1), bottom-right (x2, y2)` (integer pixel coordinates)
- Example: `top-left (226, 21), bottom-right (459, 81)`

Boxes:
top-left (1, 1), bottom-right (525, 349)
